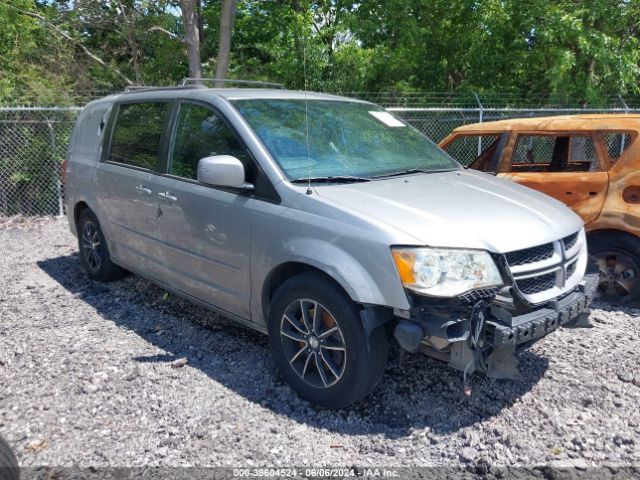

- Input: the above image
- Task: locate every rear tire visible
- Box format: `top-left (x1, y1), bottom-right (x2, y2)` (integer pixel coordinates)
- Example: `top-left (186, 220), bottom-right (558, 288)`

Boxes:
top-left (0, 434), bottom-right (18, 480)
top-left (589, 231), bottom-right (640, 304)
top-left (268, 272), bottom-right (387, 409)
top-left (77, 209), bottom-right (126, 282)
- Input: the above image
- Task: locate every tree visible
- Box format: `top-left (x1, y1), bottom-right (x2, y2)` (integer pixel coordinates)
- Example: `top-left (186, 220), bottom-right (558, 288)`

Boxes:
top-left (180, 0), bottom-right (202, 79)
top-left (214, 0), bottom-right (238, 86)
top-left (0, 0), bottom-right (76, 103)
top-left (3, 0), bottom-right (640, 103)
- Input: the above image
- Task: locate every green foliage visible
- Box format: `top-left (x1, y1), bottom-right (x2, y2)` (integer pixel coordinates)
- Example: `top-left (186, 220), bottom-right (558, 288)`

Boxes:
top-left (1, 0), bottom-right (640, 103)
top-left (346, 0), bottom-right (640, 101)
top-left (0, 0), bottom-right (74, 103)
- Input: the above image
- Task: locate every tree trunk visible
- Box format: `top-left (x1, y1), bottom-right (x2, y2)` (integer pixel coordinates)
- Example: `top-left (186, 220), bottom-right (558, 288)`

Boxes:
top-left (214, 0), bottom-right (238, 87)
top-left (180, 0), bottom-right (202, 79)
top-left (196, 0), bottom-right (205, 47)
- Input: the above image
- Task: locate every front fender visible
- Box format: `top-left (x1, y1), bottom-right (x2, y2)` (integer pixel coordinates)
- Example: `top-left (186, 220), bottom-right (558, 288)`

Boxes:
top-left (248, 201), bottom-right (412, 327)
top-left (272, 237), bottom-right (388, 306)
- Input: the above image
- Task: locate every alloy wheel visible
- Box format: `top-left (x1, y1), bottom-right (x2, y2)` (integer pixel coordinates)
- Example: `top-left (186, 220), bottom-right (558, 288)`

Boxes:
top-left (279, 299), bottom-right (347, 388)
top-left (595, 250), bottom-right (640, 303)
top-left (81, 221), bottom-right (102, 272)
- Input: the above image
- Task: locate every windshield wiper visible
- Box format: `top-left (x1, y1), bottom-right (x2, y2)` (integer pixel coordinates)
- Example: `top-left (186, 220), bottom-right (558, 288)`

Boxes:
top-left (291, 175), bottom-right (371, 184)
top-left (371, 168), bottom-right (457, 179)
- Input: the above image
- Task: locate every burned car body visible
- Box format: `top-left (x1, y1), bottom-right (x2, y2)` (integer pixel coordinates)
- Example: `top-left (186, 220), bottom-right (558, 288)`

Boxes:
top-left (441, 114), bottom-right (640, 303)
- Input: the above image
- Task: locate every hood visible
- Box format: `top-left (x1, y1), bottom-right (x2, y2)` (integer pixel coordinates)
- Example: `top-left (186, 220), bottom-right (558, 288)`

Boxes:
top-left (314, 169), bottom-right (583, 253)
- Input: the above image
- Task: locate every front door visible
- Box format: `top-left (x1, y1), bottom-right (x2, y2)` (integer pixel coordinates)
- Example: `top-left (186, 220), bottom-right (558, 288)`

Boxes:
top-left (500, 133), bottom-right (609, 225)
top-left (154, 101), bottom-right (254, 318)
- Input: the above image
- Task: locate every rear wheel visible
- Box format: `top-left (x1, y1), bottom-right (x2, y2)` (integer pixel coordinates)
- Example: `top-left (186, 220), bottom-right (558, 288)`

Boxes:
top-left (77, 209), bottom-right (126, 282)
top-left (268, 272), bottom-right (387, 408)
top-left (589, 232), bottom-right (640, 304)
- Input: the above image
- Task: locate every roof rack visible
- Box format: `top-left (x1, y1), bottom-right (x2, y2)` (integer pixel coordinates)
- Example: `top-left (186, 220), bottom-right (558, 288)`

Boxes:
top-left (122, 78), bottom-right (284, 94)
top-left (180, 78), bottom-right (285, 89)
top-left (123, 85), bottom-right (204, 93)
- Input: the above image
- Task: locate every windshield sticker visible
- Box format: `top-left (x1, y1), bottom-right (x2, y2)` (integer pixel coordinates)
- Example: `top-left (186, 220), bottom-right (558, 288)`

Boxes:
top-left (369, 111), bottom-right (406, 127)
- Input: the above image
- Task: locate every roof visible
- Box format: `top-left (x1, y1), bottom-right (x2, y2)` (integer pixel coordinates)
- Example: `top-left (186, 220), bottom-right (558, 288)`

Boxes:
top-left (108, 87), bottom-right (368, 103)
top-left (81, 87), bottom-right (374, 115)
top-left (203, 88), bottom-right (363, 102)
top-left (452, 114), bottom-right (640, 134)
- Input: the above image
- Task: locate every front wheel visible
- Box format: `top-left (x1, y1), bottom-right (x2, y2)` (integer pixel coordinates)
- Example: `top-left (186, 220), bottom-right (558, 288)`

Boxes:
top-left (268, 272), bottom-right (387, 409)
top-left (589, 231), bottom-right (640, 304)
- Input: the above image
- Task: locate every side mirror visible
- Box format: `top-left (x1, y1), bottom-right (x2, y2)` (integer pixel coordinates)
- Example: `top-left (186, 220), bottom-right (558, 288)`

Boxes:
top-left (197, 155), bottom-right (254, 190)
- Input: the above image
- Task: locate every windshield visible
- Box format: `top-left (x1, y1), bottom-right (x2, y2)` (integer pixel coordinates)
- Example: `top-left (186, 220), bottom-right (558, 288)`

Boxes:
top-left (231, 99), bottom-right (459, 181)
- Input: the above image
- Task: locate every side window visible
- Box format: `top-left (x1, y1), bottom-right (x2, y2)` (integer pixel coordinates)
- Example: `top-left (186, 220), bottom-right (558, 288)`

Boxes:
top-left (109, 102), bottom-right (169, 170)
top-left (604, 133), bottom-right (633, 164)
top-left (170, 103), bottom-right (253, 181)
top-left (569, 136), bottom-right (599, 171)
top-left (512, 135), bottom-right (600, 172)
top-left (442, 134), bottom-right (500, 168)
top-left (512, 136), bottom-right (557, 171)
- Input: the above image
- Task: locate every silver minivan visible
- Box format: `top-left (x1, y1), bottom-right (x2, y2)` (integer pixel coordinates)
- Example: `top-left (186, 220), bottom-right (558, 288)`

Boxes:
top-left (65, 85), bottom-right (597, 408)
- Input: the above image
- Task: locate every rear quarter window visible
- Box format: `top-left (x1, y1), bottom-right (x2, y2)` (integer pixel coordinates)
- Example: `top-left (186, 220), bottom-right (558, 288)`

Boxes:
top-left (108, 102), bottom-right (169, 170)
top-left (604, 133), bottom-right (634, 164)
top-left (70, 105), bottom-right (109, 161)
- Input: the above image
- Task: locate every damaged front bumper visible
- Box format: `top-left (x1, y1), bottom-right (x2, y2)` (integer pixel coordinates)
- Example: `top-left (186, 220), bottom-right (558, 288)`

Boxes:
top-left (486, 284), bottom-right (594, 349)
top-left (394, 272), bottom-right (599, 378)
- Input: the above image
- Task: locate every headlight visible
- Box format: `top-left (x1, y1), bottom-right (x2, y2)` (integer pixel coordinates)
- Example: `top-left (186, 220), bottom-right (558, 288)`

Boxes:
top-left (391, 247), bottom-right (503, 297)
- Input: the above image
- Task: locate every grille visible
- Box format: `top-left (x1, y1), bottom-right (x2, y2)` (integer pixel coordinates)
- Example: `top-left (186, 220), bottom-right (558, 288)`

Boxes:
top-left (505, 243), bottom-right (554, 266)
top-left (563, 232), bottom-right (579, 251)
top-left (566, 261), bottom-right (577, 279)
top-left (508, 232), bottom-right (582, 301)
top-left (516, 272), bottom-right (557, 294)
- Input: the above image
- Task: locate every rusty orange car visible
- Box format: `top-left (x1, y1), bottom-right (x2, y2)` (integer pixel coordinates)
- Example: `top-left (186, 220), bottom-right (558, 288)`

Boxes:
top-left (439, 114), bottom-right (640, 303)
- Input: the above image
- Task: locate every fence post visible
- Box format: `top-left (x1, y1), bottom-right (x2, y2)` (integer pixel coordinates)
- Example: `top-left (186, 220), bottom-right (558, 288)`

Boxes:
top-left (619, 94), bottom-right (629, 156)
top-left (0, 117), bottom-right (6, 216)
top-left (473, 92), bottom-right (483, 156)
top-left (46, 120), bottom-right (64, 217)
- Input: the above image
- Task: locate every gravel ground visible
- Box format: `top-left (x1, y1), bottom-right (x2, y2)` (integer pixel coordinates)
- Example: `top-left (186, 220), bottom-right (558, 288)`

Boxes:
top-left (1, 217), bottom-right (639, 471)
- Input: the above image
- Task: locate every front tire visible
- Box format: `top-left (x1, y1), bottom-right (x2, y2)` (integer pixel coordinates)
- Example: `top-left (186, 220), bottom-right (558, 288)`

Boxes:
top-left (77, 209), bottom-right (126, 282)
top-left (268, 272), bottom-right (387, 409)
top-left (589, 231), bottom-right (640, 304)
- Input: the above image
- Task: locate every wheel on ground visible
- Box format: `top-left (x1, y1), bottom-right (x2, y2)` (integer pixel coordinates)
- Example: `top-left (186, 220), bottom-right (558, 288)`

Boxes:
top-left (268, 272), bottom-right (387, 409)
top-left (0, 434), bottom-right (19, 480)
top-left (589, 231), bottom-right (640, 304)
top-left (77, 209), bottom-right (126, 282)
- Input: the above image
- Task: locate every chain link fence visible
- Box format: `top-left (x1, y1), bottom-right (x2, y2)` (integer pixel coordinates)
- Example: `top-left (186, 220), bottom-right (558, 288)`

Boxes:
top-left (2, 94), bottom-right (640, 216)
top-left (0, 107), bottom-right (80, 216)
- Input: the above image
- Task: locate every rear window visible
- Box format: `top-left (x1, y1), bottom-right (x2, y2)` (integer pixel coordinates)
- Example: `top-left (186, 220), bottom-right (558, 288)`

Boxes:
top-left (108, 102), bottom-right (169, 170)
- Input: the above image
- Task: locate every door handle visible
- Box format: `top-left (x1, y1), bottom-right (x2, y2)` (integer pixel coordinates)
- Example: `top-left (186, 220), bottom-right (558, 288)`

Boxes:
top-left (134, 185), bottom-right (152, 196)
top-left (157, 192), bottom-right (178, 202)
